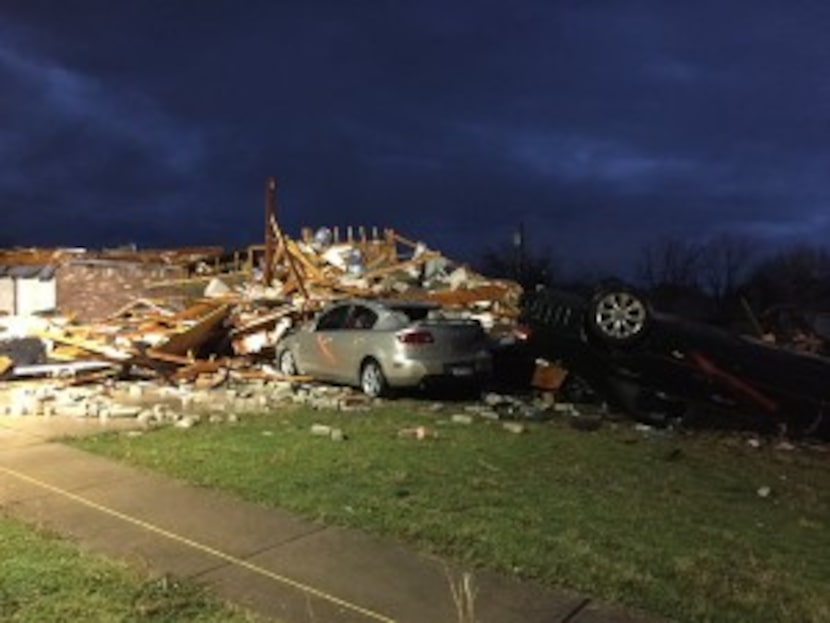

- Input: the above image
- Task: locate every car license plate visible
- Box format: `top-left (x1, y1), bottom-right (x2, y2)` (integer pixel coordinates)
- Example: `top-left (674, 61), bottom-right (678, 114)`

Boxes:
top-left (449, 365), bottom-right (474, 377)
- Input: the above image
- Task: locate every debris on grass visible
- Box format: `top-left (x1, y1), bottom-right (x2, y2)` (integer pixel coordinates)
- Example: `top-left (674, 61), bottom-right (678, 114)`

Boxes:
top-left (397, 425), bottom-right (438, 440)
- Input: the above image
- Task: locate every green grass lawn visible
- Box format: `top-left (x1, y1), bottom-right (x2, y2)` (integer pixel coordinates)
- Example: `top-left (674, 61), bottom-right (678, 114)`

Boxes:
top-left (0, 515), bottom-right (258, 623)
top-left (72, 402), bottom-right (830, 623)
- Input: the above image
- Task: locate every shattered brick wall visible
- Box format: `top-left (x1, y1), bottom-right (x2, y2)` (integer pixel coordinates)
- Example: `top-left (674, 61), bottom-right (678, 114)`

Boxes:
top-left (56, 262), bottom-right (189, 321)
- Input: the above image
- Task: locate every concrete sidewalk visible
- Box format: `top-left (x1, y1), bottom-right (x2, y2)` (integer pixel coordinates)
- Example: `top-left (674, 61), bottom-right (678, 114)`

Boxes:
top-left (0, 416), bottom-right (664, 623)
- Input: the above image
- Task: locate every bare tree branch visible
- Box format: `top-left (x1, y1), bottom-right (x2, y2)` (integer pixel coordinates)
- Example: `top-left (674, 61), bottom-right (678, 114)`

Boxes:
top-left (637, 236), bottom-right (703, 289)
top-left (699, 233), bottom-right (756, 301)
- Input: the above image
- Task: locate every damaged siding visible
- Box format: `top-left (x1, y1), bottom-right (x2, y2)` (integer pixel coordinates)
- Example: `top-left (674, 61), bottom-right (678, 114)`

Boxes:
top-left (0, 275), bottom-right (13, 314)
top-left (0, 266), bottom-right (57, 316)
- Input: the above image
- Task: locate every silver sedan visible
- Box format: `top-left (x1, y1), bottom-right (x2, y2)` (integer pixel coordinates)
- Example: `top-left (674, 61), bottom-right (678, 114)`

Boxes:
top-left (276, 299), bottom-right (492, 397)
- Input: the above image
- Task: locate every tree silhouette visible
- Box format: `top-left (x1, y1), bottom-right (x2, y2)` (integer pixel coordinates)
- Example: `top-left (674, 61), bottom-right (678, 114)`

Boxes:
top-left (699, 233), bottom-right (756, 302)
top-left (745, 245), bottom-right (830, 310)
top-left (637, 236), bottom-right (703, 290)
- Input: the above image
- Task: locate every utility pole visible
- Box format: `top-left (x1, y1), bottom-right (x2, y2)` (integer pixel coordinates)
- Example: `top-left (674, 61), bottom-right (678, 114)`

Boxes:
top-left (513, 221), bottom-right (526, 283)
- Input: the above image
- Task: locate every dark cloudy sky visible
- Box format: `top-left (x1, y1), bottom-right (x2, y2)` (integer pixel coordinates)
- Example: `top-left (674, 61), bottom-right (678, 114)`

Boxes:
top-left (1, 1), bottom-right (829, 274)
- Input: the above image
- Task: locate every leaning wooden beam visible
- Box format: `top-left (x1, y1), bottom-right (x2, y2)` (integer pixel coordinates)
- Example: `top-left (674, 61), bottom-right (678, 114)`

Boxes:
top-left (271, 214), bottom-right (309, 300)
top-left (285, 239), bottom-right (326, 280)
top-left (394, 232), bottom-right (422, 249)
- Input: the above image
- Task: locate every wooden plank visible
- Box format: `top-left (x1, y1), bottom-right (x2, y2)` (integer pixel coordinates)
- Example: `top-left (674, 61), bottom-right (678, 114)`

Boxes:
top-left (62, 368), bottom-right (121, 387)
top-left (144, 349), bottom-right (193, 365)
top-left (35, 330), bottom-right (134, 362)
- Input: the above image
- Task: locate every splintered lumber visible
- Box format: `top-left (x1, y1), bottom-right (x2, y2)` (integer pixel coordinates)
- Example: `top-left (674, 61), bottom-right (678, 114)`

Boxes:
top-left (230, 307), bottom-right (293, 336)
top-left (35, 330), bottom-right (134, 362)
top-left (285, 239), bottom-right (327, 280)
top-left (144, 349), bottom-right (194, 365)
top-left (253, 224), bottom-right (523, 330)
top-left (422, 283), bottom-right (521, 309)
top-left (107, 298), bottom-right (175, 321)
top-left (50, 345), bottom-right (103, 361)
top-left (152, 302), bottom-right (230, 357)
top-left (361, 251), bottom-right (441, 280)
top-left (230, 369), bottom-right (313, 383)
top-left (173, 359), bottom-right (227, 384)
top-left (171, 301), bottom-right (225, 322)
top-left (0, 356), bottom-right (12, 376)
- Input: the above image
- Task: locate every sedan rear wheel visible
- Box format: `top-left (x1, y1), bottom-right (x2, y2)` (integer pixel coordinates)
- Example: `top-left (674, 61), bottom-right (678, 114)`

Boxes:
top-left (278, 349), bottom-right (298, 376)
top-left (360, 359), bottom-right (388, 398)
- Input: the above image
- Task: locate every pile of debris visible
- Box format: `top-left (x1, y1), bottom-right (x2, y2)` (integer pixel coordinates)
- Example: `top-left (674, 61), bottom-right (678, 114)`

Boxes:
top-left (0, 224), bottom-right (522, 390)
top-left (0, 377), bottom-right (376, 426)
top-left (229, 223), bottom-right (522, 357)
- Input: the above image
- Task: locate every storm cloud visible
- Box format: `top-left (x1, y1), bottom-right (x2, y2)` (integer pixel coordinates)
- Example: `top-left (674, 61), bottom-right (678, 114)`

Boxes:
top-left (1, 0), bottom-right (828, 272)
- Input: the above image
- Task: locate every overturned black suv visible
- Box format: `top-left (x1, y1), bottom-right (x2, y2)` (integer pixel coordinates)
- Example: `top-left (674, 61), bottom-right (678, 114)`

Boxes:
top-left (520, 283), bottom-right (830, 438)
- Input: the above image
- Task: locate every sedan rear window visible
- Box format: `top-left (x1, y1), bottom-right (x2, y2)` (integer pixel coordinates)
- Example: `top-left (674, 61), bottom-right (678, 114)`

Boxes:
top-left (347, 306), bottom-right (378, 329)
top-left (390, 306), bottom-right (437, 322)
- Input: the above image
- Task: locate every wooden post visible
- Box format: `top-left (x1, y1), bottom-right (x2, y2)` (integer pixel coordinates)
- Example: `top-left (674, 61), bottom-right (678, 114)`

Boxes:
top-left (264, 177), bottom-right (276, 286)
top-left (270, 213), bottom-right (309, 301)
top-left (385, 228), bottom-right (397, 263)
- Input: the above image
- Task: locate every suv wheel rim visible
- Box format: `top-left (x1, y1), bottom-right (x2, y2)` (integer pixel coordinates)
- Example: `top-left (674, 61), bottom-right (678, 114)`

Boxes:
top-left (595, 292), bottom-right (647, 339)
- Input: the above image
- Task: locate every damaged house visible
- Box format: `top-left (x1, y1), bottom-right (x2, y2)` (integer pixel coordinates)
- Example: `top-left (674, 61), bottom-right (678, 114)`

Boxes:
top-left (2, 178), bottom-right (828, 440)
